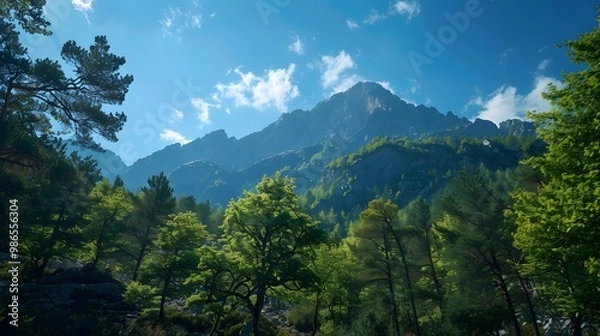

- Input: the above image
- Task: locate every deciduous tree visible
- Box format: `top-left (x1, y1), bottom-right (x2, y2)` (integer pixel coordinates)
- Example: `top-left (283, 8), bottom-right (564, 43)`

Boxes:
top-left (511, 9), bottom-right (600, 332)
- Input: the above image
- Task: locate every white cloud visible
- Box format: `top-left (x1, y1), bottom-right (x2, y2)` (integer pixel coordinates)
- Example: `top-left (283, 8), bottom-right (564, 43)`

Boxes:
top-left (318, 51), bottom-right (393, 95)
top-left (537, 59), bottom-right (550, 71)
top-left (191, 98), bottom-right (219, 125)
top-left (469, 76), bottom-right (561, 125)
top-left (169, 109), bottom-right (184, 124)
top-left (160, 7), bottom-right (182, 37)
top-left (160, 2), bottom-right (202, 39)
top-left (333, 74), bottom-right (364, 93)
top-left (160, 129), bottom-right (191, 144)
top-left (321, 51), bottom-right (355, 89)
top-left (364, 0), bottom-right (421, 24)
top-left (394, 0), bottom-right (421, 21)
top-left (72, 0), bottom-right (93, 12)
top-left (215, 64), bottom-right (299, 112)
top-left (377, 81), bottom-right (395, 94)
top-left (289, 34), bottom-right (305, 55)
top-left (346, 19), bottom-right (360, 30)
top-left (187, 13), bottom-right (202, 29)
top-left (524, 76), bottom-right (557, 113)
top-left (403, 98), bottom-right (418, 106)
top-left (364, 10), bottom-right (387, 24)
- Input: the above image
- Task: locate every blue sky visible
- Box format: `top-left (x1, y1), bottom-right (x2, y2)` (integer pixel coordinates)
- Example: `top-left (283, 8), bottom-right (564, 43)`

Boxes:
top-left (23, 0), bottom-right (598, 165)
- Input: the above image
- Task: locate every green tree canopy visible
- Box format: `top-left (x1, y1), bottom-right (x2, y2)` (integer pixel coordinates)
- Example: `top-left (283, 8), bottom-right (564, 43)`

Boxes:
top-left (132, 211), bottom-right (209, 322)
top-left (1, 0), bottom-right (133, 168)
top-left (511, 9), bottom-right (600, 330)
top-left (219, 173), bottom-right (325, 334)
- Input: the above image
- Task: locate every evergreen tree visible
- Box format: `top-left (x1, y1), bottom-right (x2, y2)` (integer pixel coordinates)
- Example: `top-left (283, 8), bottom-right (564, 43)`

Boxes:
top-left (119, 172), bottom-right (175, 281)
top-left (350, 198), bottom-right (420, 336)
top-left (436, 167), bottom-right (524, 335)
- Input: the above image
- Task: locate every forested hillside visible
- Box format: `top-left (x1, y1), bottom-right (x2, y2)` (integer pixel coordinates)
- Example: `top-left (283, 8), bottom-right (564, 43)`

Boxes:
top-left (1, 1), bottom-right (599, 336)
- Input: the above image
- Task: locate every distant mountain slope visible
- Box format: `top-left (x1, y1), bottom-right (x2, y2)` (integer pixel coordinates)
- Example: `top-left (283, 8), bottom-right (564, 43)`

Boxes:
top-left (66, 142), bottom-right (128, 181)
top-left (307, 136), bottom-right (539, 215)
top-left (121, 81), bottom-right (478, 189)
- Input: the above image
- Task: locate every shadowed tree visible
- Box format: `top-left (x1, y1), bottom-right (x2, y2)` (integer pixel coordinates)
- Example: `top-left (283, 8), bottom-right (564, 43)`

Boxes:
top-left (436, 167), bottom-right (524, 336)
top-left (119, 172), bottom-right (176, 281)
top-left (350, 198), bottom-right (421, 336)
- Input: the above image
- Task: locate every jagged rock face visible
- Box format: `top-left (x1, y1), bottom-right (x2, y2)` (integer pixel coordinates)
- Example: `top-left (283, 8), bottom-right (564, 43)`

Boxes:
top-left (119, 82), bottom-right (476, 190)
top-left (499, 119), bottom-right (537, 136)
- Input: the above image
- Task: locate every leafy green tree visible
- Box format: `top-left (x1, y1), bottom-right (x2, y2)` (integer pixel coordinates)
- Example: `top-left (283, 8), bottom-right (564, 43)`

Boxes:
top-left (511, 10), bottom-right (600, 332)
top-left (219, 173), bottom-right (325, 334)
top-left (119, 172), bottom-right (176, 281)
top-left (187, 245), bottom-right (247, 335)
top-left (83, 179), bottom-right (132, 270)
top-left (296, 243), bottom-right (361, 335)
top-left (133, 211), bottom-right (209, 323)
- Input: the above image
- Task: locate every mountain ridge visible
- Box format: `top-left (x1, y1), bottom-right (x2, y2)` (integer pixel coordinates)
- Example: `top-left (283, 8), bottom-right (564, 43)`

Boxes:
top-left (84, 81), bottom-right (535, 197)
top-left (119, 81), bottom-right (486, 188)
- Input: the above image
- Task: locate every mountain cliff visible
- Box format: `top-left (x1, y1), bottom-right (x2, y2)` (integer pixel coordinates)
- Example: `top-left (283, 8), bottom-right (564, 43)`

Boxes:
top-left (120, 82), bottom-right (480, 189)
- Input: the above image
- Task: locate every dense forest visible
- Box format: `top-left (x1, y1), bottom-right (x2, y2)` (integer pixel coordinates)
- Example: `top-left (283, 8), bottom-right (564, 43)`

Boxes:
top-left (1, 2), bottom-right (599, 336)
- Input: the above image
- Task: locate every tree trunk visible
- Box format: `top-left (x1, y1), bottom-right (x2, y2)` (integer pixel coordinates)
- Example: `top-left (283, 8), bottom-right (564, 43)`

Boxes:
top-left (516, 273), bottom-right (541, 336)
top-left (570, 313), bottom-right (582, 336)
top-left (34, 204), bottom-right (67, 278)
top-left (132, 245), bottom-right (145, 281)
top-left (493, 261), bottom-right (522, 336)
top-left (251, 285), bottom-right (266, 335)
top-left (91, 222), bottom-right (107, 271)
top-left (391, 230), bottom-right (421, 336)
top-left (158, 270), bottom-right (172, 323)
top-left (209, 300), bottom-right (228, 336)
top-left (498, 278), bottom-right (522, 336)
top-left (132, 224), bottom-right (151, 281)
top-left (384, 235), bottom-right (402, 336)
top-left (310, 291), bottom-right (321, 336)
top-left (424, 233), bottom-right (441, 298)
